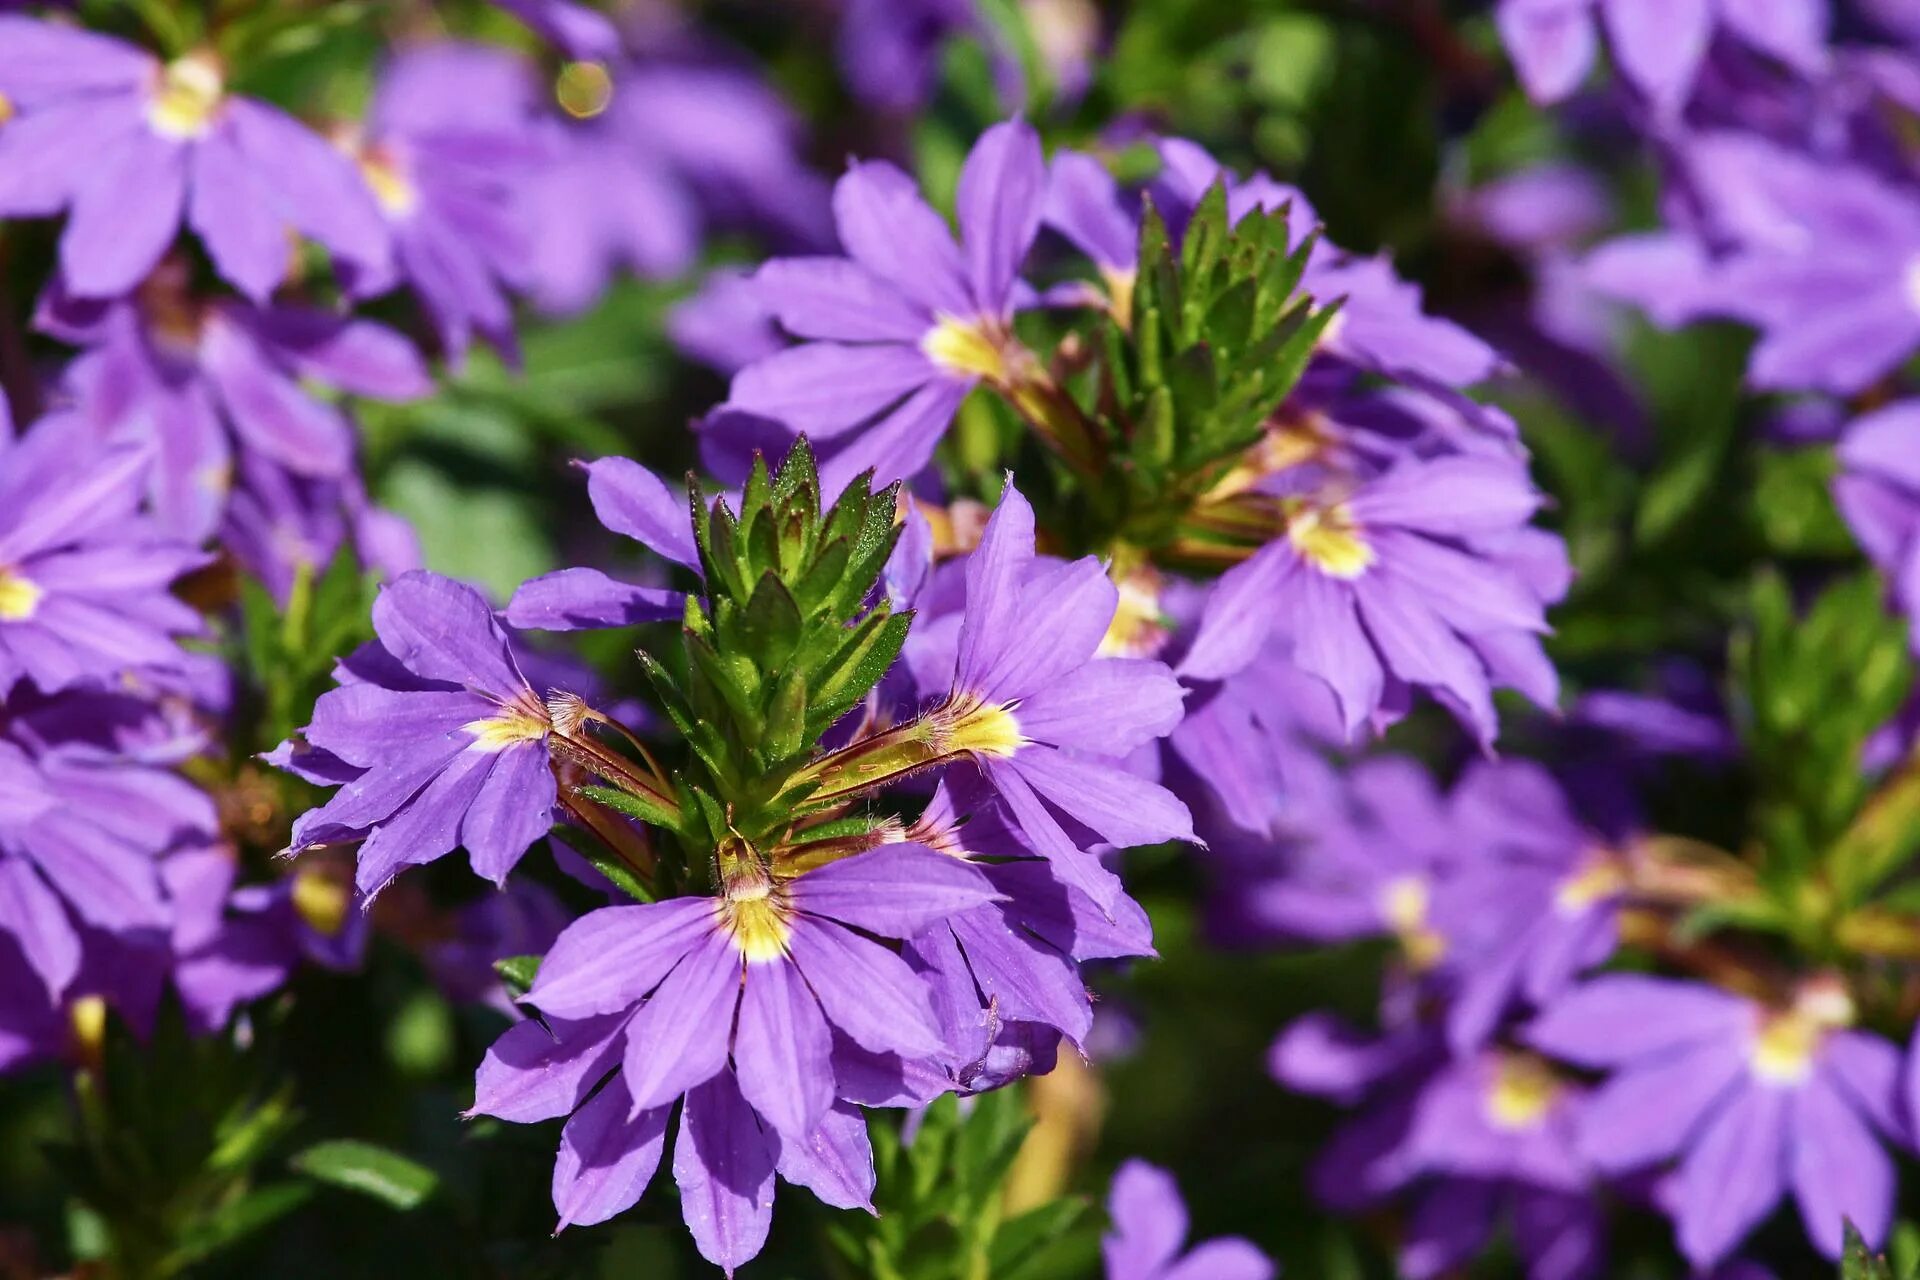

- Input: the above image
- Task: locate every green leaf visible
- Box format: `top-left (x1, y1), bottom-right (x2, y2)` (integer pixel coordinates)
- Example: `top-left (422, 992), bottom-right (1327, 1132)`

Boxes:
top-left (1846, 1220), bottom-right (1897, 1280)
top-left (493, 954), bottom-right (542, 996)
top-left (291, 1140), bottom-right (439, 1211)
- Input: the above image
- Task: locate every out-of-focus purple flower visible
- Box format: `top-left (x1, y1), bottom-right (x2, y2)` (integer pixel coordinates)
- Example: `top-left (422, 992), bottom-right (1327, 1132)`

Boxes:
top-left (422, 877), bottom-right (569, 1012)
top-left (912, 481), bottom-right (1192, 910)
top-left (1586, 133), bottom-right (1920, 396)
top-left (836, 0), bottom-right (983, 111)
top-left (1836, 400), bottom-right (1920, 649)
top-left (1526, 974), bottom-right (1906, 1267)
top-left (284, 572), bottom-right (562, 897)
top-left (518, 52), bottom-right (829, 315)
top-left (473, 845), bottom-right (997, 1269)
top-left (1495, 0), bottom-right (1828, 113)
top-left (726, 120), bottom-right (1046, 493)
top-left (1272, 1014), bottom-right (1605, 1279)
top-left (0, 431), bottom-right (205, 694)
top-left (345, 44), bottom-right (544, 361)
top-left (42, 273), bottom-right (430, 543)
top-left (165, 844), bottom-right (369, 1032)
top-left (1102, 1159), bottom-right (1273, 1280)
top-left (0, 20), bottom-right (391, 300)
top-left (220, 451), bottom-right (421, 607)
top-left (0, 688), bottom-right (217, 1001)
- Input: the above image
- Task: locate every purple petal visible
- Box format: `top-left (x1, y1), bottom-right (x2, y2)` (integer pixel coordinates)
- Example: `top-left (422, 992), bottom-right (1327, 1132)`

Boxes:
top-left (201, 317), bottom-right (355, 476)
top-left (953, 481), bottom-right (1037, 694)
top-left (785, 917), bottom-right (944, 1057)
top-left (1602, 0), bottom-right (1710, 113)
top-left (353, 746), bottom-right (494, 894)
top-left (1103, 1160), bottom-right (1187, 1280)
top-left (472, 1012), bottom-right (625, 1123)
top-left (584, 456), bottom-right (701, 569)
top-left (1496, 0), bottom-right (1598, 103)
top-left (1007, 747), bottom-right (1195, 848)
top-left (552, 1073), bottom-right (670, 1230)
top-left (1044, 150), bottom-right (1136, 271)
top-left (460, 742), bottom-right (556, 884)
top-left (1163, 1240), bottom-right (1274, 1280)
top-left (733, 959), bottom-right (834, 1141)
top-left (728, 341), bottom-right (937, 439)
top-left (525, 898), bottom-right (718, 1019)
top-left (1790, 1072), bottom-right (1893, 1259)
top-left (1576, 1040), bottom-right (1745, 1173)
top-left (188, 134), bottom-right (291, 301)
top-left (774, 1102), bottom-right (874, 1212)
top-left (1525, 975), bottom-right (1748, 1067)
top-left (1674, 1083), bottom-right (1787, 1269)
top-left (752, 257), bottom-right (930, 343)
top-left (1177, 543), bottom-right (1289, 682)
top-left (371, 571), bottom-right (524, 696)
top-left (1015, 657), bottom-right (1185, 754)
top-left (789, 845), bottom-right (1000, 938)
top-left (619, 931), bottom-right (739, 1113)
top-left (61, 133), bottom-right (184, 297)
top-left (506, 567), bottom-right (683, 631)
top-left (831, 159), bottom-right (971, 318)
top-left (674, 1068), bottom-right (777, 1276)
top-left (0, 858), bottom-right (79, 998)
top-left (956, 120), bottom-right (1045, 311)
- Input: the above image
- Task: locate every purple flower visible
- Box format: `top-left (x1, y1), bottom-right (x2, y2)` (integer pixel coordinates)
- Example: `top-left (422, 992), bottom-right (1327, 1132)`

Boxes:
top-left (346, 44), bottom-right (544, 361)
top-left (917, 481), bottom-right (1193, 910)
top-left (1525, 974), bottom-right (1906, 1267)
top-left (284, 572), bottom-right (562, 897)
top-left (1272, 1016), bottom-right (1606, 1280)
top-left (726, 120), bottom-right (1046, 493)
top-left (421, 877), bottom-right (569, 1011)
top-left (472, 845), bottom-right (998, 1270)
top-left (905, 779), bottom-right (1155, 1089)
top-left (1102, 1159), bottom-right (1273, 1280)
top-left (42, 274), bottom-right (429, 543)
top-left (1586, 134), bottom-right (1920, 396)
top-left (0, 20), bottom-right (391, 300)
top-left (670, 268), bottom-right (788, 375)
top-left (1836, 400), bottom-right (1920, 649)
top-left (835, 0), bottom-right (982, 111)
top-left (1180, 453), bottom-right (1559, 746)
top-left (1495, 0), bottom-right (1829, 113)
top-left (0, 430), bottom-right (205, 694)
top-left (220, 451), bottom-right (420, 607)
top-left (0, 688), bottom-right (217, 1001)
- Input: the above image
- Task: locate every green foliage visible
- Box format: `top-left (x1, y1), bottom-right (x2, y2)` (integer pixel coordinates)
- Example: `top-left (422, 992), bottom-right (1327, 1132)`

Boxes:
top-left (1734, 572), bottom-right (1913, 900)
top-left (1843, 1220), bottom-right (1920, 1280)
top-left (48, 1002), bottom-right (306, 1279)
top-left (290, 1140), bottom-right (440, 1212)
top-left (828, 1092), bottom-right (1100, 1280)
top-left (1060, 178), bottom-right (1335, 561)
top-left (234, 547), bottom-right (378, 755)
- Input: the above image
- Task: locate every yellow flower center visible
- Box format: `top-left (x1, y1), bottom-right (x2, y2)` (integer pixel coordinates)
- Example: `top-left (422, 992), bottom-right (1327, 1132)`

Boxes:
top-left (934, 697), bottom-right (1027, 759)
top-left (463, 709), bottom-right (549, 753)
top-left (1380, 875), bottom-right (1446, 969)
top-left (148, 54), bottom-right (224, 140)
top-left (1751, 1012), bottom-right (1823, 1086)
top-left (0, 91), bottom-right (15, 128)
top-left (291, 867), bottom-right (351, 937)
top-left (720, 882), bottom-right (793, 963)
top-left (1286, 501), bottom-right (1374, 579)
top-left (1554, 852), bottom-right (1626, 913)
top-left (0, 567), bottom-right (43, 621)
top-left (1485, 1053), bottom-right (1561, 1130)
top-left (556, 61), bottom-right (614, 119)
top-left (923, 315), bottom-right (1010, 382)
top-left (359, 148), bottom-right (418, 218)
